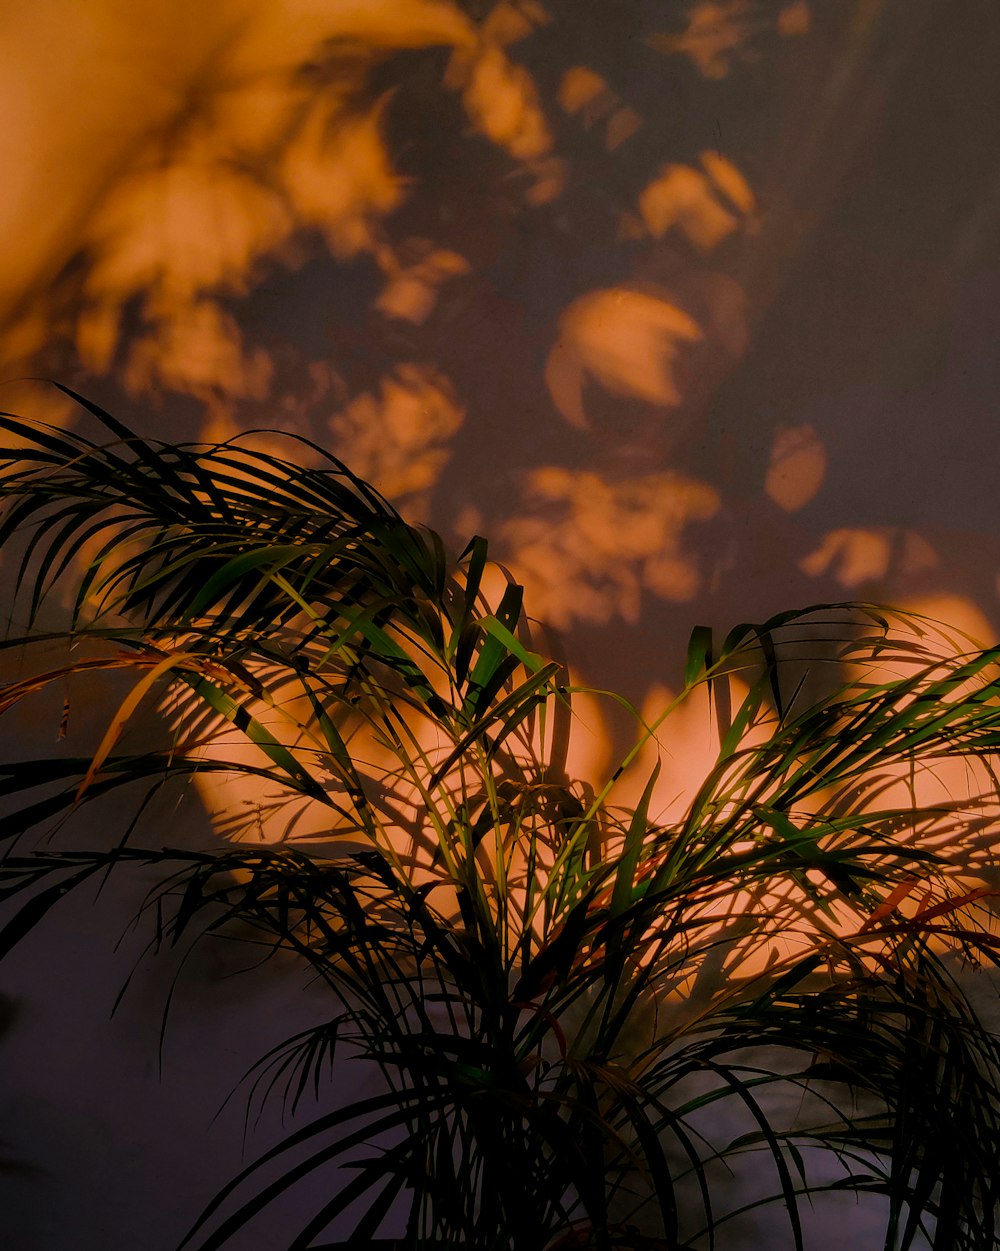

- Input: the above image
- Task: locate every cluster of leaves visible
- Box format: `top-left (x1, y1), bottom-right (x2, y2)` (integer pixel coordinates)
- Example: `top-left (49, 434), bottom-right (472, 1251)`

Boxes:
top-left (2, 389), bottom-right (1000, 1249)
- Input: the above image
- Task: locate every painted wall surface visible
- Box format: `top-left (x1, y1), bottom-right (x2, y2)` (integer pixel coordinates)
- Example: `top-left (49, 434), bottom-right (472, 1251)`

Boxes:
top-left (1, 1), bottom-right (998, 1246)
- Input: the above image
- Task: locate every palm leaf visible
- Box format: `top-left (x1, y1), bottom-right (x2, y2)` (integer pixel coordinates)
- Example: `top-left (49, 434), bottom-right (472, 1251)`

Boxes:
top-left (2, 396), bottom-right (1000, 1248)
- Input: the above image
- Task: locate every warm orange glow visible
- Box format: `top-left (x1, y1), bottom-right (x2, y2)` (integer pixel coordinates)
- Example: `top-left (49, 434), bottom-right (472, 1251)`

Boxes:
top-left (545, 289), bottom-right (703, 428)
top-left (450, 43), bottom-right (553, 162)
top-left (800, 528), bottom-right (939, 589)
top-left (699, 150), bottom-right (756, 216)
top-left (377, 248), bottom-right (470, 324)
top-left (617, 676), bottom-right (757, 824)
top-left (498, 467), bottom-right (719, 626)
top-left (123, 300), bottom-right (273, 405)
top-left (764, 423), bottom-right (826, 511)
top-left (0, 0), bottom-right (559, 401)
top-left (280, 96), bottom-right (404, 260)
top-left (4, 0), bottom-right (996, 933)
top-left (900, 594), bottom-right (996, 651)
top-left (481, 0), bottom-right (549, 48)
top-left (6, 15), bottom-right (1000, 1249)
top-left (639, 154), bottom-right (753, 251)
top-left (557, 66), bottom-right (641, 151)
top-left (0, 0), bottom-right (771, 708)
top-left (328, 364), bottom-right (464, 518)
top-left (647, 2), bottom-right (758, 80)
top-left (799, 597), bottom-right (1000, 879)
top-left (778, 1), bottom-right (811, 37)
top-left (605, 108), bottom-right (643, 151)
top-left (557, 67), bottom-right (611, 118)
top-left (640, 166), bottom-right (735, 251)
top-left (0, 0), bottom-right (484, 371)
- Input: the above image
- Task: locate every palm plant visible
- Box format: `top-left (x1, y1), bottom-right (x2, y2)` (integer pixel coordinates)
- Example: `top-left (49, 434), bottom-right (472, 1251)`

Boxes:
top-left (2, 388), bottom-right (1000, 1249)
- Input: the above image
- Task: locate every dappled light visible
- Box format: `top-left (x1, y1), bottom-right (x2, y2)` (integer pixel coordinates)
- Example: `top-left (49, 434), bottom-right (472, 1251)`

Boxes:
top-left (646, 1), bottom-right (811, 79)
top-left (778, 1), bottom-right (811, 37)
top-left (545, 289), bottom-right (703, 428)
top-left (4, 5), bottom-right (1000, 1242)
top-left (0, 0), bottom-right (478, 370)
top-left (1, 0), bottom-right (975, 730)
top-left (764, 422), bottom-right (826, 511)
top-left (376, 246), bottom-right (470, 323)
top-left (648, 1), bottom-right (765, 79)
top-left (557, 66), bottom-right (613, 120)
top-left (280, 96), bottom-right (403, 260)
top-left (900, 593), bottom-right (997, 651)
top-left (800, 527), bottom-right (939, 588)
top-left (798, 596), bottom-right (1000, 874)
top-left (498, 466), bottom-right (720, 626)
top-left (451, 43), bottom-right (553, 162)
top-left (328, 363), bottom-right (464, 518)
top-left (557, 65), bottom-right (643, 151)
top-left (638, 154), bottom-right (755, 252)
top-left (5, 410), bottom-right (1000, 1247)
top-left (123, 300), bottom-right (273, 409)
top-left (616, 676), bottom-right (758, 825)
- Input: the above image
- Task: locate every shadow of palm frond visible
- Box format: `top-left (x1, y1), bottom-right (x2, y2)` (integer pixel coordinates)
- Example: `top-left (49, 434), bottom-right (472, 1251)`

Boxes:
top-left (2, 398), bottom-right (1000, 1249)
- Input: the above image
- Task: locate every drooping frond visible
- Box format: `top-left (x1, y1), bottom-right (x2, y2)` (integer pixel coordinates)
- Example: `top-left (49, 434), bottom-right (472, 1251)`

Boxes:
top-left (2, 391), bottom-right (1000, 1249)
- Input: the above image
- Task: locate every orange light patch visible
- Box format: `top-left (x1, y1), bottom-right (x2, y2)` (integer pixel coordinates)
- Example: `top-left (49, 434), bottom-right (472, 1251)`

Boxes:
top-left (280, 95), bottom-right (404, 259)
top-left (777, 1), bottom-right (811, 37)
top-left (377, 249), bottom-right (470, 323)
top-left (499, 467), bottom-right (719, 627)
top-left (801, 528), bottom-right (940, 589)
top-left (699, 150), bottom-right (755, 215)
top-left (616, 676), bottom-right (757, 824)
top-left (456, 44), bottom-right (552, 161)
top-left (646, 2), bottom-right (757, 80)
top-left (481, 0), bottom-right (550, 47)
top-left (639, 164), bottom-right (743, 251)
top-left (765, 423), bottom-right (826, 512)
top-left (0, 0), bottom-right (482, 380)
top-left (123, 299), bottom-right (272, 403)
top-left (557, 66), bottom-right (611, 117)
top-left (605, 107), bottom-right (643, 151)
top-left (546, 288), bottom-right (703, 428)
top-left (328, 364), bottom-right (464, 519)
top-left (815, 596), bottom-right (1000, 865)
top-left (87, 155), bottom-right (290, 295)
top-left (900, 594), bottom-right (996, 651)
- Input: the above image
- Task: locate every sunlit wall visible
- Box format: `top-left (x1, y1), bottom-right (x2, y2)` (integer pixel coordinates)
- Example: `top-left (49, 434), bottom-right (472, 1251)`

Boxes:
top-left (7, 0), bottom-right (999, 692)
top-left (2, 1), bottom-right (1000, 1245)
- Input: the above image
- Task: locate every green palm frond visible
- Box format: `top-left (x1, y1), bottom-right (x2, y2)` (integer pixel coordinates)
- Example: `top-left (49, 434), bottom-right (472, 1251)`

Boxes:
top-left (2, 391), bottom-right (1000, 1249)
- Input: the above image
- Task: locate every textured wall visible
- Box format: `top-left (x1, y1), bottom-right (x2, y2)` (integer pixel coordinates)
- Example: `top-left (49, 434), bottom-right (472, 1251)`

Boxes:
top-left (1, 2), bottom-right (998, 1245)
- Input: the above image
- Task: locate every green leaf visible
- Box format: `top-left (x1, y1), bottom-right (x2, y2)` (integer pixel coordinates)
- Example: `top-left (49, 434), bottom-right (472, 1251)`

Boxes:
top-left (179, 673), bottom-right (334, 805)
top-left (685, 624), bottom-right (714, 687)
